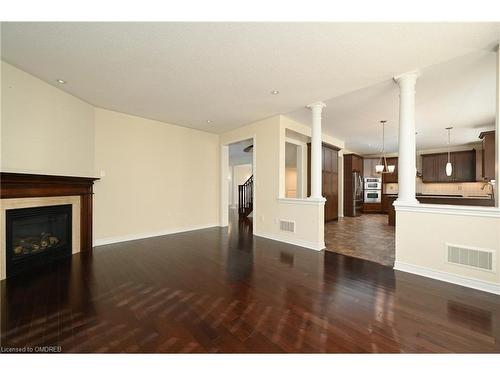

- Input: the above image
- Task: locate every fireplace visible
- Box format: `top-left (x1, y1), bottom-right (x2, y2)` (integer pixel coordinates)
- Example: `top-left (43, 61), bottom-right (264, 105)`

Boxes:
top-left (6, 204), bottom-right (72, 277)
top-left (1, 172), bottom-right (98, 280)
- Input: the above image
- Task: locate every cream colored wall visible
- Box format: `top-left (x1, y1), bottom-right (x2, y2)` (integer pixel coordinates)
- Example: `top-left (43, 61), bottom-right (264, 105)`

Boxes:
top-left (220, 115), bottom-right (335, 250)
top-left (284, 132), bottom-right (308, 199)
top-left (395, 209), bottom-right (500, 289)
top-left (393, 50), bottom-right (500, 294)
top-left (220, 115), bottom-right (282, 233)
top-left (1, 61), bottom-right (95, 177)
top-left (280, 115), bottom-right (345, 217)
top-left (93, 108), bottom-right (220, 244)
top-left (280, 116), bottom-right (345, 151)
top-left (285, 168), bottom-right (297, 198)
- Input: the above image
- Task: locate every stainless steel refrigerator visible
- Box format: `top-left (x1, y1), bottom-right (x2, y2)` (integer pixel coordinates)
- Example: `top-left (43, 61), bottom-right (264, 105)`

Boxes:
top-left (352, 171), bottom-right (363, 216)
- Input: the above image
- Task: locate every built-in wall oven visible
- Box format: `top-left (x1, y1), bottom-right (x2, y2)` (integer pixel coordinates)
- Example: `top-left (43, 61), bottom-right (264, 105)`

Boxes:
top-left (363, 177), bottom-right (382, 203)
top-left (364, 189), bottom-right (382, 203)
top-left (364, 177), bottom-right (382, 190)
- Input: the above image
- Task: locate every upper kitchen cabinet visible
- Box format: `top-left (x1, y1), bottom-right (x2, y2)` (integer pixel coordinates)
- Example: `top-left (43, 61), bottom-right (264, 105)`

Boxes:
top-left (421, 150), bottom-right (476, 183)
top-left (421, 153), bottom-right (437, 182)
top-left (350, 154), bottom-right (363, 173)
top-left (436, 153), bottom-right (454, 182)
top-left (452, 150), bottom-right (476, 182)
top-left (382, 157), bottom-right (398, 183)
top-left (479, 131), bottom-right (495, 181)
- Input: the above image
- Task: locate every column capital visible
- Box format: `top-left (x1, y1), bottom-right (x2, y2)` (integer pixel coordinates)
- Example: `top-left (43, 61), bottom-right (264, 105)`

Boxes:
top-left (307, 101), bottom-right (327, 110)
top-left (393, 70), bottom-right (420, 87)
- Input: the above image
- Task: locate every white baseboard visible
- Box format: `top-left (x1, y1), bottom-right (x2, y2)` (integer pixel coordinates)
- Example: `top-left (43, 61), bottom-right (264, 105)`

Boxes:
top-left (253, 230), bottom-right (325, 251)
top-left (394, 261), bottom-right (500, 295)
top-left (94, 223), bottom-right (219, 247)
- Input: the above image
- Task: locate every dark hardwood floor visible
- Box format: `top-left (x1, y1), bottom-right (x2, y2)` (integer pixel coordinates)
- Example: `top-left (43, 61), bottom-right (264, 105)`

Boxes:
top-left (1, 210), bottom-right (499, 353)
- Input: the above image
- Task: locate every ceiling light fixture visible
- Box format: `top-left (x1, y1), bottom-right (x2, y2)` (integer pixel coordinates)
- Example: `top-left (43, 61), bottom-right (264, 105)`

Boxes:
top-left (375, 120), bottom-right (395, 174)
top-left (271, 90), bottom-right (280, 95)
top-left (56, 79), bottom-right (66, 84)
top-left (445, 126), bottom-right (453, 177)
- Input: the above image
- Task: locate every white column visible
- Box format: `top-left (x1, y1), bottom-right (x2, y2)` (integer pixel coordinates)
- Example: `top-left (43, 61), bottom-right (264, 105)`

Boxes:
top-left (394, 72), bottom-right (419, 205)
top-left (495, 45), bottom-right (500, 207)
top-left (220, 145), bottom-right (229, 227)
top-left (308, 102), bottom-right (326, 199)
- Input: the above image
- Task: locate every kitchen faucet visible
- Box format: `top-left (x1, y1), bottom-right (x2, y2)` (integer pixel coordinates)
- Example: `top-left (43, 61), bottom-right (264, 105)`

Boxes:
top-left (481, 180), bottom-right (495, 200)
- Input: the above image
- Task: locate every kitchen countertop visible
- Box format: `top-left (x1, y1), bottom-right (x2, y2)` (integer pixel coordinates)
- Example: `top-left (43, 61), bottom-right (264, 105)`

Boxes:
top-left (383, 194), bottom-right (493, 200)
top-left (383, 193), bottom-right (495, 226)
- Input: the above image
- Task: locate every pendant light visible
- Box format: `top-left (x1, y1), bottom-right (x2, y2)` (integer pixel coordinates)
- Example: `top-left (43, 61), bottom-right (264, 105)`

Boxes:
top-left (445, 126), bottom-right (453, 177)
top-left (375, 120), bottom-right (395, 174)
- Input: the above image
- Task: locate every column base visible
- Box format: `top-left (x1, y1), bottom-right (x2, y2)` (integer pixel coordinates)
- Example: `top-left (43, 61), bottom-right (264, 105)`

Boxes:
top-left (394, 198), bottom-right (419, 206)
top-left (307, 196), bottom-right (327, 204)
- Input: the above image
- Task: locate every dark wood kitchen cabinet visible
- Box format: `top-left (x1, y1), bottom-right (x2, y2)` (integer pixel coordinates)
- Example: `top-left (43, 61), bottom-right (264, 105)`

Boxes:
top-left (421, 154), bottom-right (437, 182)
top-left (381, 194), bottom-right (394, 214)
top-left (479, 131), bottom-right (495, 181)
top-left (453, 150), bottom-right (476, 182)
top-left (322, 145), bottom-right (339, 221)
top-left (362, 202), bottom-right (382, 213)
top-left (308, 143), bottom-right (340, 222)
top-left (421, 150), bottom-right (476, 183)
top-left (436, 153), bottom-right (453, 183)
top-left (350, 154), bottom-right (363, 173)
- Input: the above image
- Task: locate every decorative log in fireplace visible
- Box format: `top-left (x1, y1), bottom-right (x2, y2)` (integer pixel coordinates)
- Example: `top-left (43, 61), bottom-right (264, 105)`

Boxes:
top-left (6, 204), bottom-right (73, 276)
top-left (1, 172), bottom-right (99, 253)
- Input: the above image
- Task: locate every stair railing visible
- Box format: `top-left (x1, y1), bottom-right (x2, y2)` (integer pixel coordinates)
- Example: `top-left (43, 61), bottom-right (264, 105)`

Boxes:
top-left (238, 175), bottom-right (253, 217)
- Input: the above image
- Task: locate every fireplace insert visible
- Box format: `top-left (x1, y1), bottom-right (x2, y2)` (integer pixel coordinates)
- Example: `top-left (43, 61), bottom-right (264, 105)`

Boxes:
top-left (6, 204), bottom-right (72, 277)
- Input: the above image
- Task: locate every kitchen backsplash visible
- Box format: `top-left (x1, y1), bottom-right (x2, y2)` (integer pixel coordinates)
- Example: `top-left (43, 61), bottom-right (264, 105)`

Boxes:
top-left (384, 178), bottom-right (493, 196)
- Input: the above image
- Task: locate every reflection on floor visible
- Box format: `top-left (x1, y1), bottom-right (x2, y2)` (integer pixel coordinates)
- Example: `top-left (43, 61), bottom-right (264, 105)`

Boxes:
top-left (325, 214), bottom-right (395, 267)
top-left (2, 209), bottom-right (499, 353)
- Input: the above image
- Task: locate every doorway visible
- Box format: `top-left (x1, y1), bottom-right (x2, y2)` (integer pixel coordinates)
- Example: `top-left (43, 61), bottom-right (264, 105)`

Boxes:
top-left (222, 138), bottom-right (255, 230)
top-left (324, 154), bottom-right (395, 267)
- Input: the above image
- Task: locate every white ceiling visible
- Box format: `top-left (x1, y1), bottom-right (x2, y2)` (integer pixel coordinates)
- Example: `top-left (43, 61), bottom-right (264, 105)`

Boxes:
top-left (288, 49), bottom-right (498, 154)
top-left (1, 22), bottom-right (500, 152)
top-left (1, 22), bottom-right (499, 138)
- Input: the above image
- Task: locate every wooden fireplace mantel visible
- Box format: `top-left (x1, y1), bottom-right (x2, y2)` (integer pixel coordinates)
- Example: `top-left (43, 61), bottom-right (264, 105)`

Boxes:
top-left (1, 172), bottom-right (99, 252)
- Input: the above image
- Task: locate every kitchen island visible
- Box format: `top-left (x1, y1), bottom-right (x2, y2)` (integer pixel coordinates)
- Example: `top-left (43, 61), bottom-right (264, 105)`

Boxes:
top-left (383, 194), bottom-right (495, 226)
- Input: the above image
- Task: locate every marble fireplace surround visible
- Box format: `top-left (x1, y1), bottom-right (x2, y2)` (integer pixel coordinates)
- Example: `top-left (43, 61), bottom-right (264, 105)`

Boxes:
top-left (0, 173), bottom-right (98, 280)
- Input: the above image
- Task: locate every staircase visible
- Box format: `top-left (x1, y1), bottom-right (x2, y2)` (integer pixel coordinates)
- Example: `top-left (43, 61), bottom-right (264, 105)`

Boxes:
top-left (238, 175), bottom-right (253, 218)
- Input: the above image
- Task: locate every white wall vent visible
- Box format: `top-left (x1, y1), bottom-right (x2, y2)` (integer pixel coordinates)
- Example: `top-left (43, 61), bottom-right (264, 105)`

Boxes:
top-left (279, 220), bottom-right (295, 233)
top-left (446, 244), bottom-right (494, 272)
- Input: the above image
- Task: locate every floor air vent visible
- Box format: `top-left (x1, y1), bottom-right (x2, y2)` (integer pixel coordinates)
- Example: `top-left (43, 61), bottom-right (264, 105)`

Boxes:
top-left (279, 220), bottom-right (295, 233)
top-left (447, 244), bottom-right (494, 271)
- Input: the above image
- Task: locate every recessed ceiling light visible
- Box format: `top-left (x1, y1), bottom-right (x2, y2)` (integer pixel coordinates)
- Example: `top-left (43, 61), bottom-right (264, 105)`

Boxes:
top-left (271, 90), bottom-right (280, 95)
top-left (56, 79), bottom-right (66, 84)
